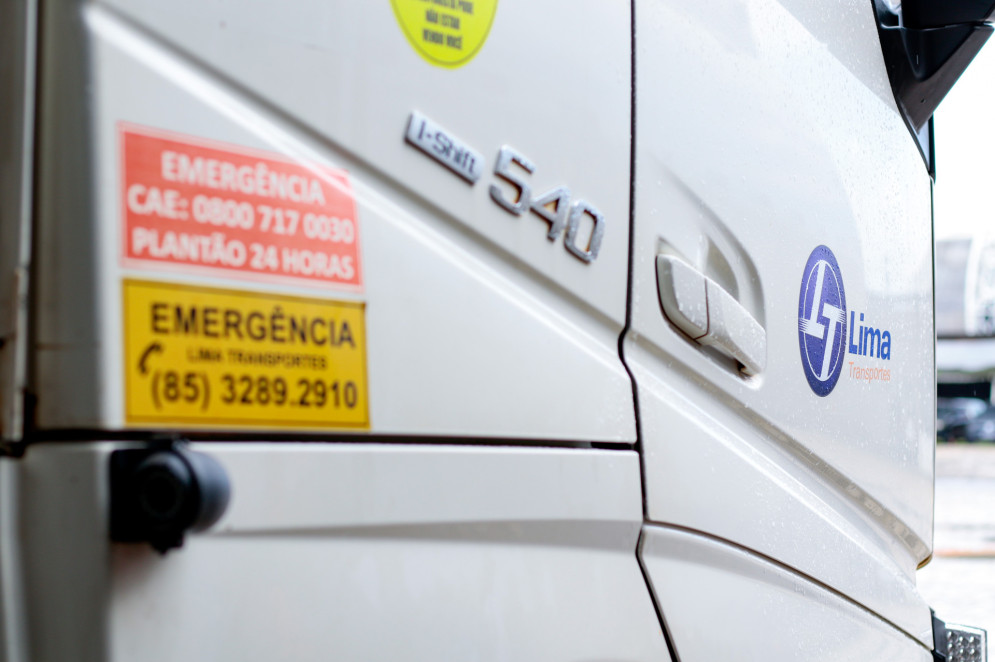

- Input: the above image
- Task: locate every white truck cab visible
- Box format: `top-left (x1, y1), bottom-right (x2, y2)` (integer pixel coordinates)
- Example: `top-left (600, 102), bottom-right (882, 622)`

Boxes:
top-left (0, 0), bottom-right (991, 660)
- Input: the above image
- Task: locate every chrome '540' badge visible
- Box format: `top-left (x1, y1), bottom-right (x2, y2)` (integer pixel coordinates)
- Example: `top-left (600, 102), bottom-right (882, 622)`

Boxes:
top-left (404, 111), bottom-right (605, 263)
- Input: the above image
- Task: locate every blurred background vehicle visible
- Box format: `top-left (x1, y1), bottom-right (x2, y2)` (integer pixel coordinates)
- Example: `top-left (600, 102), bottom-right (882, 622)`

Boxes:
top-left (937, 396), bottom-right (988, 441)
top-left (937, 237), bottom-right (995, 411)
top-left (966, 406), bottom-right (995, 442)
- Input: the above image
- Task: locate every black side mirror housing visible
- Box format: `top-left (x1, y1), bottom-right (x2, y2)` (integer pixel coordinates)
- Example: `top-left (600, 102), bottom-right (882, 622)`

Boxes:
top-left (873, 0), bottom-right (995, 175)
top-left (901, 0), bottom-right (995, 29)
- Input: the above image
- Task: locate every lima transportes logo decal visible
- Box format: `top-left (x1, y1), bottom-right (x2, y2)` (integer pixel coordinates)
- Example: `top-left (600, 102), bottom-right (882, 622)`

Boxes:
top-left (798, 246), bottom-right (847, 397)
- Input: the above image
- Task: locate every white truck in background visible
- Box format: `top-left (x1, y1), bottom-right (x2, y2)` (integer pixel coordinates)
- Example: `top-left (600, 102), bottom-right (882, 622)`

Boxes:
top-left (0, 0), bottom-right (991, 660)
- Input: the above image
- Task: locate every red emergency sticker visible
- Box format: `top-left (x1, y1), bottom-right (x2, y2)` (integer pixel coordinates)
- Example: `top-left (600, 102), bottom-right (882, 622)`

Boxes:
top-left (121, 125), bottom-right (362, 289)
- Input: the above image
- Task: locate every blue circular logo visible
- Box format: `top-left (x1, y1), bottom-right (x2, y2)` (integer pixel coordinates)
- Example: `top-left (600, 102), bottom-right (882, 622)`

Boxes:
top-left (798, 246), bottom-right (847, 397)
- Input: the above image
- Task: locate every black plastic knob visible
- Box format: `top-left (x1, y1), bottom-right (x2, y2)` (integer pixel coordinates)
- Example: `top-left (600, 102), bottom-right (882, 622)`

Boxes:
top-left (110, 444), bottom-right (231, 553)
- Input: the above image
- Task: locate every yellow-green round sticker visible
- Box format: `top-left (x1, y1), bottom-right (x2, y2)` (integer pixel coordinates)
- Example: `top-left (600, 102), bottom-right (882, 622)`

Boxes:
top-left (391, 0), bottom-right (498, 68)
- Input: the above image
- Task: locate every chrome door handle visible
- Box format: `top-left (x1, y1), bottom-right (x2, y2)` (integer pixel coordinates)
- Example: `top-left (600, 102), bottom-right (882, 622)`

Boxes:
top-left (656, 255), bottom-right (766, 376)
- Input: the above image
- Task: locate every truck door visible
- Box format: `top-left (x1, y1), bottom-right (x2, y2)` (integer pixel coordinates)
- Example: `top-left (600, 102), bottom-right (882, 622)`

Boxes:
top-left (627, 0), bottom-right (937, 652)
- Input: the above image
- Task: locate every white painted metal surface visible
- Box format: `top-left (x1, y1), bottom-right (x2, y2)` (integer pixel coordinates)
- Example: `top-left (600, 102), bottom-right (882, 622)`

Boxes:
top-left (13, 443), bottom-right (668, 662)
top-left (627, 0), bottom-right (935, 643)
top-left (8, 0), bottom-right (962, 659)
top-left (640, 526), bottom-right (932, 662)
top-left (33, 0), bottom-right (636, 442)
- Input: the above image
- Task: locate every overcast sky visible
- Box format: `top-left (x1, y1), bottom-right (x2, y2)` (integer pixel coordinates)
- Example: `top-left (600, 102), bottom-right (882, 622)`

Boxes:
top-left (934, 39), bottom-right (995, 241)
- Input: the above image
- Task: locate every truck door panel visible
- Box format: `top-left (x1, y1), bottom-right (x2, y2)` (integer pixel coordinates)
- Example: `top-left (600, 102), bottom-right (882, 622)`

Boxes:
top-left (34, 0), bottom-right (635, 442)
top-left (629, 0), bottom-right (934, 644)
top-left (640, 527), bottom-right (932, 662)
top-left (15, 443), bottom-right (670, 662)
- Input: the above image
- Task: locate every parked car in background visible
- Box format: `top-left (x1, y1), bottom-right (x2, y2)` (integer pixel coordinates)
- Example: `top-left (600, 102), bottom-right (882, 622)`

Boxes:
top-left (938, 397), bottom-right (989, 440)
top-left (967, 405), bottom-right (995, 442)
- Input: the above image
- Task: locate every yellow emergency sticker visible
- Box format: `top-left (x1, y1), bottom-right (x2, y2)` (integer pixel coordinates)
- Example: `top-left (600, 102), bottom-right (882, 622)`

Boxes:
top-left (391, 0), bottom-right (498, 68)
top-left (123, 280), bottom-right (369, 430)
